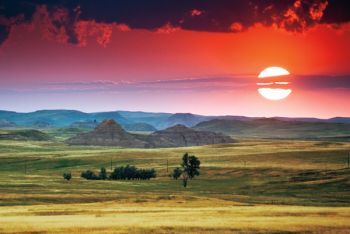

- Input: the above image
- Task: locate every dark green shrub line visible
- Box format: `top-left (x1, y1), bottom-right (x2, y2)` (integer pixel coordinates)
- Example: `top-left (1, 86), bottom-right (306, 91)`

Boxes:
top-left (81, 165), bottom-right (156, 181)
top-left (81, 170), bottom-right (100, 180)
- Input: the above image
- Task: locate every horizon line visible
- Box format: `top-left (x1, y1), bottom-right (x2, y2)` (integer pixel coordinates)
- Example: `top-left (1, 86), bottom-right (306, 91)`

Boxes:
top-left (0, 108), bottom-right (348, 120)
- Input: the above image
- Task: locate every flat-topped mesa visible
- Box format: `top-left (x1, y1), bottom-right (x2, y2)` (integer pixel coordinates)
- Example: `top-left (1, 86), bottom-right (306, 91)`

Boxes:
top-left (146, 124), bottom-right (234, 148)
top-left (66, 119), bottom-right (146, 147)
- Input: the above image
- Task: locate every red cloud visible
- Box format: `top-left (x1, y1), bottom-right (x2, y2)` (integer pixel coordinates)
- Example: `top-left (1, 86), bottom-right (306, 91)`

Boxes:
top-left (310, 1), bottom-right (328, 20)
top-left (191, 9), bottom-right (203, 17)
top-left (28, 5), bottom-right (131, 47)
top-left (156, 23), bottom-right (180, 34)
top-left (75, 20), bottom-right (111, 47)
top-left (116, 23), bottom-right (131, 32)
top-left (230, 22), bottom-right (243, 32)
top-left (75, 21), bottom-right (130, 47)
top-left (32, 5), bottom-right (71, 44)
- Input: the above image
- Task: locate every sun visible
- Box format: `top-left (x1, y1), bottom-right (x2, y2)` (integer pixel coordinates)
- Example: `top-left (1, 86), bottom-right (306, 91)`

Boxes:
top-left (258, 66), bottom-right (290, 78)
top-left (257, 66), bottom-right (292, 101)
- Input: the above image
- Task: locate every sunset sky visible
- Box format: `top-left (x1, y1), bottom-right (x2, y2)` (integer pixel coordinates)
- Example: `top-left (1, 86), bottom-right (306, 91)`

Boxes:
top-left (0, 0), bottom-right (349, 117)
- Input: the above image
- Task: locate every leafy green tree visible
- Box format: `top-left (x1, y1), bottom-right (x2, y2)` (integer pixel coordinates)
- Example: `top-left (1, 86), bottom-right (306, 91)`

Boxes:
top-left (181, 153), bottom-right (200, 187)
top-left (99, 167), bottom-right (107, 180)
top-left (172, 167), bottom-right (182, 180)
top-left (63, 172), bottom-right (72, 181)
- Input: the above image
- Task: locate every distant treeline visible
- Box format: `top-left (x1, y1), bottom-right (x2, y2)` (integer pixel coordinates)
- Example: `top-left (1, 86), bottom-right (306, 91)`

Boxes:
top-left (81, 165), bottom-right (156, 180)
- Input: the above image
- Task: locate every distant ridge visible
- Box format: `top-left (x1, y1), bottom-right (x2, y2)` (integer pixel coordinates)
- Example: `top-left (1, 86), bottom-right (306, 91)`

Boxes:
top-left (0, 109), bottom-right (349, 131)
top-left (193, 118), bottom-right (350, 139)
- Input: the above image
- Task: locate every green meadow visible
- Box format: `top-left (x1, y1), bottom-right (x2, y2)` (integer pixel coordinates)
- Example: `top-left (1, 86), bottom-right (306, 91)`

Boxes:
top-left (0, 138), bottom-right (350, 233)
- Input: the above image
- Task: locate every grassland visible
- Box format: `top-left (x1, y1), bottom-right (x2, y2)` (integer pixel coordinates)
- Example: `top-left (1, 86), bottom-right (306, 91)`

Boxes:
top-left (0, 138), bottom-right (349, 233)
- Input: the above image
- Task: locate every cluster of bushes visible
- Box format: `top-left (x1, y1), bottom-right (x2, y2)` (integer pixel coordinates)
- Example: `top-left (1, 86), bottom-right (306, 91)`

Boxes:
top-left (81, 165), bottom-right (156, 180)
top-left (110, 165), bottom-right (156, 180)
top-left (68, 153), bottom-right (200, 188)
top-left (81, 169), bottom-right (102, 180)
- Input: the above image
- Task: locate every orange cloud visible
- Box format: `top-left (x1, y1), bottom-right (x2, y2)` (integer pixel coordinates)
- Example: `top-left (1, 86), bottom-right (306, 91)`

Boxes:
top-left (310, 1), bottom-right (328, 20)
top-left (230, 22), bottom-right (243, 32)
top-left (156, 23), bottom-right (181, 34)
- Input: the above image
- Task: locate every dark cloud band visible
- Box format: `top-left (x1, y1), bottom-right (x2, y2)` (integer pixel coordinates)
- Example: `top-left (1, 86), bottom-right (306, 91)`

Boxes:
top-left (0, 0), bottom-right (349, 46)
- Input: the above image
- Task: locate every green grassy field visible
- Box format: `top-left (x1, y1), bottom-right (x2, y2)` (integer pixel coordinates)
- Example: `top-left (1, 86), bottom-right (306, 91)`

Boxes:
top-left (0, 138), bottom-right (349, 233)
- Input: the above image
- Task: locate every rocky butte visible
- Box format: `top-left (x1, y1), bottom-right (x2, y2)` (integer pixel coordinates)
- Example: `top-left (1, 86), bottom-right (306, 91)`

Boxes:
top-left (66, 119), bottom-right (234, 148)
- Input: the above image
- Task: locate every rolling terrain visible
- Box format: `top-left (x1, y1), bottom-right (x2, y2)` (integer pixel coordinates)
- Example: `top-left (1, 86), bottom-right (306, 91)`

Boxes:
top-left (0, 129), bottom-right (51, 141)
top-left (1, 111), bottom-right (350, 233)
top-left (194, 118), bottom-right (350, 139)
top-left (0, 136), bottom-right (349, 233)
top-left (1, 109), bottom-right (350, 131)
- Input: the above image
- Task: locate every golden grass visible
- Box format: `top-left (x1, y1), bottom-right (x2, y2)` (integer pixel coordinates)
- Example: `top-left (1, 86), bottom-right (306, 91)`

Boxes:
top-left (0, 200), bottom-right (349, 233)
top-left (1, 139), bottom-right (350, 233)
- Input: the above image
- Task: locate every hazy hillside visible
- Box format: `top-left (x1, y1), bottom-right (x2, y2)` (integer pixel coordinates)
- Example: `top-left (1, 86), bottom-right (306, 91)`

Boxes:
top-left (123, 122), bottom-right (157, 132)
top-left (118, 112), bottom-right (209, 129)
top-left (157, 113), bottom-right (212, 129)
top-left (275, 116), bottom-right (350, 123)
top-left (0, 110), bottom-right (90, 127)
top-left (117, 111), bottom-right (171, 127)
top-left (70, 120), bottom-right (99, 129)
top-left (0, 119), bottom-right (16, 128)
top-left (0, 129), bottom-right (51, 141)
top-left (90, 112), bottom-right (130, 125)
top-left (194, 118), bottom-right (350, 139)
top-left (0, 109), bottom-right (350, 133)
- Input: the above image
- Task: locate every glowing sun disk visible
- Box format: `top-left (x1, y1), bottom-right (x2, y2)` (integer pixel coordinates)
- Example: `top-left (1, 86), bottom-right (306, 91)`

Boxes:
top-left (257, 88), bottom-right (292, 101)
top-left (257, 66), bottom-right (292, 101)
top-left (258, 66), bottom-right (290, 78)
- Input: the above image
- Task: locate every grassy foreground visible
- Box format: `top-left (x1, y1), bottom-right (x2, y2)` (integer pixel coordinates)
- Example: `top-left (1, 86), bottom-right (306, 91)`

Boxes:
top-left (0, 139), bottom-right (349, 233)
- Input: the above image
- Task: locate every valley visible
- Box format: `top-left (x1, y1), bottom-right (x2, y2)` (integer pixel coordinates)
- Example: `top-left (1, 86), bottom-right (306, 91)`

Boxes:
top-left (0, 138), bottom-right (349, 233)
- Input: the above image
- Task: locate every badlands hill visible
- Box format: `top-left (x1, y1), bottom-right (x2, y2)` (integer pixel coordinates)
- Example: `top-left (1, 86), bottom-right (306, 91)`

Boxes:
top-left (66, 119), bottom-right (233, 148)
top-left (146, 124), bottom-right (233, 147)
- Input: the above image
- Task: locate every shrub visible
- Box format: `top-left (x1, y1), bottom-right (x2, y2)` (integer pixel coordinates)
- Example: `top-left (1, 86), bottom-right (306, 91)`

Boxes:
top-left (99, 167), bottom-right (107, 180)
top-left (63, 172), bottom-right (72, 181)
top-left (172, 167), bottom-right (182, 180)
top-left (81, 170), bottom-right (99, 180)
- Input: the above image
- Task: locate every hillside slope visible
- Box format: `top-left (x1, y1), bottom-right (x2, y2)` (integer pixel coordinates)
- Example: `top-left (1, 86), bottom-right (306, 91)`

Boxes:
top-left (0, 129), bottom-right (51, 141)
top-left (194, 118), bottom-right (350, 139)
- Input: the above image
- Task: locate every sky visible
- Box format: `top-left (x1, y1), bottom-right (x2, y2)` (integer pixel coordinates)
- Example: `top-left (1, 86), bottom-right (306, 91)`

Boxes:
top-left (0, 0), bottom-right (349, 118)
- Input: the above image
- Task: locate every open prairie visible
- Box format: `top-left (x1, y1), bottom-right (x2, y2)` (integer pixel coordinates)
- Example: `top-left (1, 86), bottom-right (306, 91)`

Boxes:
top-left (0, 139), bottom-right (349, 233)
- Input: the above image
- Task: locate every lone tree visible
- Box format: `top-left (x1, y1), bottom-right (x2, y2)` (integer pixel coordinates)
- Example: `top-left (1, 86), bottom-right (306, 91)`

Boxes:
top-left (181, 153), bottom-right (200, 187)
top-left (172, 167), bottom-right (182, 180)
top-left (63, 172), bottom-right (72, 181)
